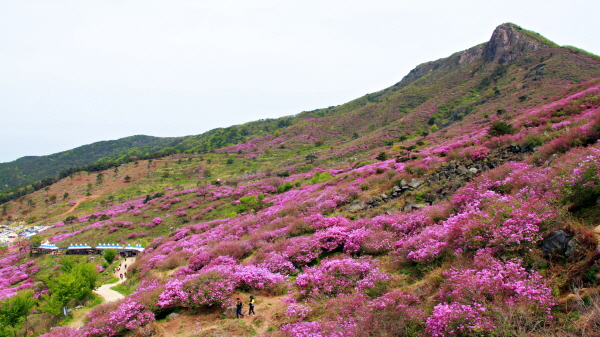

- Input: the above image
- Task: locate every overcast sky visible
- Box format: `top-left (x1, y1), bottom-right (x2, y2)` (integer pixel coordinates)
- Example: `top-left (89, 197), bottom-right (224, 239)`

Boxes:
top-left (1, 1), bottom-right (599, 163)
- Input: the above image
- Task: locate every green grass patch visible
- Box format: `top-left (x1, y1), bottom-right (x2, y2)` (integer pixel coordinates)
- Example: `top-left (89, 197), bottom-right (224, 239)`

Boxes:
top-left (110, 283), bottom-right (136, 296)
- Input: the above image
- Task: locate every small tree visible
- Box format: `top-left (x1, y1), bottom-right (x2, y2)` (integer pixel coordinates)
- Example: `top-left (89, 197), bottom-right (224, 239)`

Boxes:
top-left (0, 290), bottom-right (35, 337)
top-left (29, 235), bottom-right (42, 248)
top-left (376, 152), bottom-right (388, 161)
top-left (124, 175), bottom-right (131, 183)
top-left (305, 152), bottom-right (318, 164)
top-left (103, 249), bottom-right (117, 264)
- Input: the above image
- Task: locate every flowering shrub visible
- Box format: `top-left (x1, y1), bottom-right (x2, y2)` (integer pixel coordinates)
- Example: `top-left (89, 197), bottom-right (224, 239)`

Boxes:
top-left (360, 290), bottom-right (426, 335)
top-left (203, 263), bottom-right (286, 291)
top-left (295, 258), bottom-right (389, 297)
top-left (561, 147), bottom-right (600, 209)
top-left (38, 327), bottom-right (80, 337)
top-left (157, 271), bottom-right (236, 309)
top-left (440, 251), bottom-right (555, 313)
top-left (426, 302), bottom-right (494, 337)
top-left (285, 236), bottom-right (321, 267)
top-left (285, 303), bottom-right (313, 320)
top-left (83, 299), bottom-right (155, 337)
top-left (256, 252), bottom-right (298, 275)
top-left (280, 322), bottom-right (323, 337)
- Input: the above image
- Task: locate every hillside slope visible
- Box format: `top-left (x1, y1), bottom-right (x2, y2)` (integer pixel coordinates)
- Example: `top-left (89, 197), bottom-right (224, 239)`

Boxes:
top-left (0, 135), bottom-right (183, 191)
top-left (2, 23), bottom-right (600, 337)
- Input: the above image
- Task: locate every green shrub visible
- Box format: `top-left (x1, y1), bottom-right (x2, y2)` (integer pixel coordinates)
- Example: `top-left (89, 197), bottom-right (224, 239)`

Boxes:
top-left (522, 134), bottom-right (544, 147)
top-left (489, 121), bottom-right (517, 136)
top-left (311, 172), bottom-right (333, 184)
top-left (277, 182), bottom-right (294, 193)
top-left (376, 152), bottom-right (388, 161)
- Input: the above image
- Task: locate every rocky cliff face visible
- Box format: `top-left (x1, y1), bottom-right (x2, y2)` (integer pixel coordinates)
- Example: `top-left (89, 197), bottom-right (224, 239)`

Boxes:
top-left (395, 23), bottom-right (553, 88)
top-left (482, 23), bottom-right (550, 63)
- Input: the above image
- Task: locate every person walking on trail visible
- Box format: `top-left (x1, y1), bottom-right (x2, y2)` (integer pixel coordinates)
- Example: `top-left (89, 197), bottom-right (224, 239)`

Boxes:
top-left (248, 295), bottom-right (256, 316)
top-left (236, 298), bottom-right (244, 318)
top-left (119, 273), bottom-right (123, 280)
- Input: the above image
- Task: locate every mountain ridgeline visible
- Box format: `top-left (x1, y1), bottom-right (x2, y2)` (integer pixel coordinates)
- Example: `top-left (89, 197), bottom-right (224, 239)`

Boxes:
top-left (1, 23), bottom-right (600, 202)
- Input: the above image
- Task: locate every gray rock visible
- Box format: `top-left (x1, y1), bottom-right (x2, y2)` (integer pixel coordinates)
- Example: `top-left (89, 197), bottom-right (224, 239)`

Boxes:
top-left (381, 194), bottom-right (388, 200)
top-left (386, 208), bottom-right (400, 215)
top-left (402, 203), bottom-right (415, 212)
top-left (541, 230), bottom-right (574, 258)
top-left (468, 167), bottom-right (478, 174)
top-left (167, 313), bottom-right (181, 321)
top-left (366, 197), bottom-right (382, 207)
top-left (347, 201), bottom-right (366, 212)
top-left (408, 179), bottom-right (424, 189)
top-left (400, 179), bottom-right (408, 187)
top-left (223, 305), bottom-right (237, 318)
top-left (457, 165), bottom-right (469, 175)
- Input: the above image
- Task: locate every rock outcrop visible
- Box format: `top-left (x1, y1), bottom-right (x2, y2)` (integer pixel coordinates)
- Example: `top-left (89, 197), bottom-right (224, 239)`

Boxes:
top-left (482, 23), bottom-right (550, 63)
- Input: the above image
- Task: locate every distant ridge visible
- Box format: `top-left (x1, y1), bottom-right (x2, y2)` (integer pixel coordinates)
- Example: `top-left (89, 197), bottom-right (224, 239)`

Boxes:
top-left (0, 135), bottom-right (181, 191)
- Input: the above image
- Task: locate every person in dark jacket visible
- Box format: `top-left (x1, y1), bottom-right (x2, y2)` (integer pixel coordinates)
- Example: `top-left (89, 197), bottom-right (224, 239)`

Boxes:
top-left (236, 298), bottom-right (244, 318)
top-left (248, 295), bottom-right (255, 316)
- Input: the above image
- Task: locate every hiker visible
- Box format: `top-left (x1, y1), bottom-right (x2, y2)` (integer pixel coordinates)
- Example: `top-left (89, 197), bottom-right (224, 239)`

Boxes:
top-left (236, 298), bottom-right (244, 318)
top-left (124, 264), bottom-right (127, 269)
top-left (248, 295), bottom-right (255, 316)
top-left (119, 273), bottom-right (123, 280)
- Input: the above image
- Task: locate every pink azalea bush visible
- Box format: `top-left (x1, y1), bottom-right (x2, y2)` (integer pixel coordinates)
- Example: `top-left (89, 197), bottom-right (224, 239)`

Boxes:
top-left (295, 258), bottom-right (389, 297)
top-left (83, 299), bottom-right (155, 337)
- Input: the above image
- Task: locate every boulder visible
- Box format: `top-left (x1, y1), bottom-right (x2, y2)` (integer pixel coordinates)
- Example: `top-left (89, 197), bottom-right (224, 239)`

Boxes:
top-left (366, 197), bottom-right (382, 207)
top-left (468, 167), bottom-right (478, 174)
top-left (386, 207), bottom-right (400, 215)
top-left (223, 305), bottom-right (237, 318)
top-left (167, 313), bottom-right (181, 321)
top-left (347, 201), bottom-right (366, 212)
top-left (408, 179), bottom-right (424, 189)
top-left (541, 230), bottom-right (574, 258)
top-left (456, 165), bottom-right (469, 175)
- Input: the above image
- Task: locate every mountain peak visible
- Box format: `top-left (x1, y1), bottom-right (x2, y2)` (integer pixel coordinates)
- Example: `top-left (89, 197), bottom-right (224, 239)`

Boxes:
top-left (482, 23), bottom-right (554, 63)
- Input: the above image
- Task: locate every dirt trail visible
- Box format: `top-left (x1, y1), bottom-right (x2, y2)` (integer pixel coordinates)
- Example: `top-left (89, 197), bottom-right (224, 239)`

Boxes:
top-left (67, 258), bottom-right (135, 329)
top-left (48, 195), bottom-right (97, 222)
